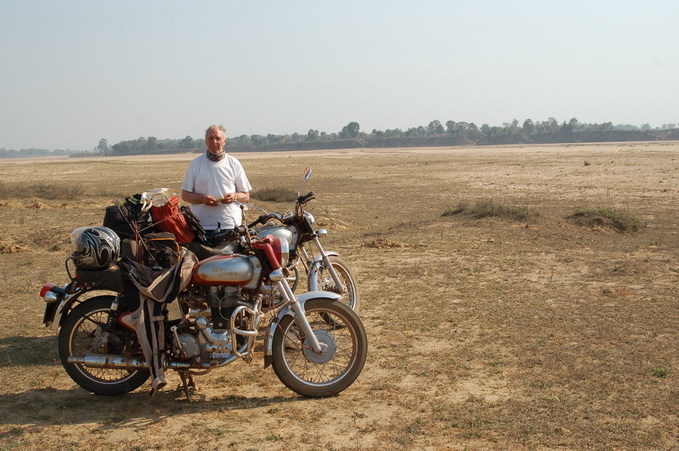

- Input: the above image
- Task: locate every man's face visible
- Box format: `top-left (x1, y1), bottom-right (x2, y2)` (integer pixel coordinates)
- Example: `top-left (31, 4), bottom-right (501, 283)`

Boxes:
top-left (206, 129), bottom-right (226, 154)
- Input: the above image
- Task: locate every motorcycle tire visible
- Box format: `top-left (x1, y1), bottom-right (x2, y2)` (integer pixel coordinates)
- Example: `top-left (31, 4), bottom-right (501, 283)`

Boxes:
top-left (314, 255), bottom-right (360, 312)
top-left (58, 295), bottom-right (150, 395)
top-left (271, 298), bottom-right (367, 398)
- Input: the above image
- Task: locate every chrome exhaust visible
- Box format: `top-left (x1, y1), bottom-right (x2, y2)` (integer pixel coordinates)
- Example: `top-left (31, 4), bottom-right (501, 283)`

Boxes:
top-left (67, 355), bottom-right (192, 369)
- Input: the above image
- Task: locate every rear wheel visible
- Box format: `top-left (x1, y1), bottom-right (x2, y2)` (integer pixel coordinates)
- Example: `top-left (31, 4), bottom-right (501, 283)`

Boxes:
top-left (58, 296), bottom-right (149, 395)
top-left (272, 299), bottom-right (367, 397)
top-left (314, 256), bottom-right (360, 312)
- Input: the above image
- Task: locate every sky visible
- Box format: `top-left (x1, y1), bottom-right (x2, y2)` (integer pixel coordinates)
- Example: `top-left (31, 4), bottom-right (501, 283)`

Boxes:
top-left (1, 0), bottom-right (678, 150)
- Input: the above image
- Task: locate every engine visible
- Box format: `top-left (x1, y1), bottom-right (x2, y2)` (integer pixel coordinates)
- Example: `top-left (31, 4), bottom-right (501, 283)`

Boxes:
top-left (172, 284), bottom-right (258, 364)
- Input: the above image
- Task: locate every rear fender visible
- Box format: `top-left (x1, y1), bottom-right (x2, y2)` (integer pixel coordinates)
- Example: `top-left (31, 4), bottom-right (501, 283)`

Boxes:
top-left (45, 289), bottom-right (116, 330)
top-left (262, 290), bottom-right (342, 367)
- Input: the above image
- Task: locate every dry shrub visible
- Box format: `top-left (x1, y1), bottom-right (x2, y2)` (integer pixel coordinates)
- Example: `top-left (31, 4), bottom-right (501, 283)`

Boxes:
top-left (567, 208), bottom-right (643, 233)
top-left (360, 238), bottom-right (409, 249)
top-left (250, 187), bottom-right (297, 203)
top-left (0, 182), bottom-right (84, 201)
top-left (443, 200), bottom-right (536, 222)
top-left (0, 240), bottom-right (28, 254)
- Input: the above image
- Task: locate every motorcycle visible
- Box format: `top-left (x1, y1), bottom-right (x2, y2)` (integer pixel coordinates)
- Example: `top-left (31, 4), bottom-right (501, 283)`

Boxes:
top-left (250, 168), bottom-right (359, 311)
top-left (190, 168), bottom-right (359, 312)
top-left (39, 222), bottom-right (367, 398)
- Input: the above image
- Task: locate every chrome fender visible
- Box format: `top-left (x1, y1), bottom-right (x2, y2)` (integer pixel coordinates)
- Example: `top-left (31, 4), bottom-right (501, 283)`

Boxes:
top-left (263, 290), bottom-right (342, 367)
top-left (307, 251), bottom-right (340, 291)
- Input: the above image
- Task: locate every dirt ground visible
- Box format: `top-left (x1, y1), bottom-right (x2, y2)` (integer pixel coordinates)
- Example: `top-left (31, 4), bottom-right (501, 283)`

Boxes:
top-left (0, 142), bottom-right (677, 450)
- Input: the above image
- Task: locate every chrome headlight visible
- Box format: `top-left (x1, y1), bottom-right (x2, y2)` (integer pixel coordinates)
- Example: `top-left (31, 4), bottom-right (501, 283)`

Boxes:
top-left (304, 211), bottom-right (315, 224)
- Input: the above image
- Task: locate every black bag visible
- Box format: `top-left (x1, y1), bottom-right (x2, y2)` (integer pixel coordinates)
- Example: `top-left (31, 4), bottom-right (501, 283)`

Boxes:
top-left (103, 194), bottom-right (154, 239)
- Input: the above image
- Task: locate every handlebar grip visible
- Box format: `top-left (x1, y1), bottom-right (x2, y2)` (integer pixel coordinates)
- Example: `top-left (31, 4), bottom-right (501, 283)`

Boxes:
top-left (298, 191), bottom-right (315, 203)
top-left (247, 214), bottom-right (269, 228)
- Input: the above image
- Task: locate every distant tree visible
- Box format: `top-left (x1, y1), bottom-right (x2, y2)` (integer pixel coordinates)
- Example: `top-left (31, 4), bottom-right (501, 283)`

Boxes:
top-left (522, 119), bottom-right (535, 134)
top-left (339, 121), bottom-right (361, 139)
top-left (560, 118), bottom-right (578, 134)
top-left (306, 129), bottom-right (319, 141)
top-left (96, 138), bottom-right (110, 155)
top-left (147, 136), bottom-right (158, 151)
top-left (640, 123), bottom-right (651, 131)
top-left (468, 123), bottom-right (481, 140)
top-left (427, 120), bottom-right (444, 135)
top-left (135, 137), bottom-right (147, 153)
top-left (181, 135), bottom-right (194, 150)
top-left (445, 120), bottom-right (457, 135)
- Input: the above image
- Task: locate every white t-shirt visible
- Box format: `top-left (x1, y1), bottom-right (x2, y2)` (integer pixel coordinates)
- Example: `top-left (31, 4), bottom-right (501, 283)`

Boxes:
top-left (181, 153), bottom-right (252, 230)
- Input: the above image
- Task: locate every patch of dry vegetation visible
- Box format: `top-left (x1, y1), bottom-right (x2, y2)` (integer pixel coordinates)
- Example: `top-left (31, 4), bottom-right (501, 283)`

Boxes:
top-left (567, 207), bottom-right (644, 233)
top-left (0, 182), bottom-right (84, 201)
top-left (250, 186), bottom-right (298, 203)
top-left (444, 199), bottom-right (537, 222)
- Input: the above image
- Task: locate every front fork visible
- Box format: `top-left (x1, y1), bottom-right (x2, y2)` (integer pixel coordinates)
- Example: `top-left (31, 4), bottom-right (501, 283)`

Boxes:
top-left (306, 237), bottom-right (345, 293)
top-left (275, 276), bottom-right (325, 353)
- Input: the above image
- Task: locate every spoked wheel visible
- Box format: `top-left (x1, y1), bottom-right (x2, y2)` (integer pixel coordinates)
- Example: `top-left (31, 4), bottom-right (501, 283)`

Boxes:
top-left (315, 256), bottom-right (360, 312)
top-left (58, 296), bottom-right (149, 395)
top-left (271, 299), bottom-right (367, 397)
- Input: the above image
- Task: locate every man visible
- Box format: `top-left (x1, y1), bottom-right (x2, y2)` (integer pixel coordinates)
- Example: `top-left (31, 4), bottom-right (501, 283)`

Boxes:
top-left (181, 125), bottom-right (252, 233)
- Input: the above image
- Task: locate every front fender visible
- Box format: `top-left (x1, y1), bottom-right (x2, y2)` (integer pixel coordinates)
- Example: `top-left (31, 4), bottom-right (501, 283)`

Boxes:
top-left (307, 251), bottom-right (340, 290)
top-left (263, 290), bottom-right (342, 367)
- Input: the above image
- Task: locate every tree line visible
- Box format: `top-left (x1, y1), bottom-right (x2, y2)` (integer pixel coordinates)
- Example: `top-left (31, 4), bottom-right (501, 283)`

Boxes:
top-left (1, 118), bottom-right (677, 158)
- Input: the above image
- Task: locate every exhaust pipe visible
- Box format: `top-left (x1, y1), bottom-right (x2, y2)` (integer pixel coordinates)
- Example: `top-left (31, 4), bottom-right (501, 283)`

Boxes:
top-left (67, 355), bottom-right (192, 370)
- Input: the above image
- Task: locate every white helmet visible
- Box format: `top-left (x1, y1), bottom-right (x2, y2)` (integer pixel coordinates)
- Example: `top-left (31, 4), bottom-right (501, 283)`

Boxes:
top-left (70, 226), bottom-right (121, 269)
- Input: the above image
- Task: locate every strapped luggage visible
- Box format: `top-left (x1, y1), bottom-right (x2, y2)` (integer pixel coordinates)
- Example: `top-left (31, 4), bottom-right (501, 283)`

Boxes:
top-left (103, 194), bottom-right (154, 239)
top-left (149, 194), bottom-right (195, 244)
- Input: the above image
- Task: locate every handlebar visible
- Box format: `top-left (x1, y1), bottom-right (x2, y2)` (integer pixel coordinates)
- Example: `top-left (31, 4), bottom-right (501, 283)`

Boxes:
top-left (247, 212), bottom-right (283, 228)
top-left (297, 191), bottom-right (315, 204)
top-left (211, 228), bottom-right (239, 243)
top-left (244, 191), bottom-right (315, 228)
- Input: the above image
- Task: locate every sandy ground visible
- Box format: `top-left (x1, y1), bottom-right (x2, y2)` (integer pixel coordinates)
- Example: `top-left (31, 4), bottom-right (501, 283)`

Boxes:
top-left (0, 141), bottom-right (677, 450)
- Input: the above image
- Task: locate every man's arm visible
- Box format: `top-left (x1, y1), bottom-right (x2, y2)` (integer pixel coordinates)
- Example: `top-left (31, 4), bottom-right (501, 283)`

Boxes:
top-left (182, 189), bottom-right (218, 206)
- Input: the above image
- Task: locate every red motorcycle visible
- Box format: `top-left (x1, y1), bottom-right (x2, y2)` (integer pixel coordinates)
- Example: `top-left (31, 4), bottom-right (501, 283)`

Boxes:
top-left (40, 222), bottom-right (367, 398)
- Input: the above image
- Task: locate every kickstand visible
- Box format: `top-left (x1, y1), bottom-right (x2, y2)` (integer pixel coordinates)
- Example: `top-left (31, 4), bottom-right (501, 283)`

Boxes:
top-left (178, 371), bottom-right (196, 400)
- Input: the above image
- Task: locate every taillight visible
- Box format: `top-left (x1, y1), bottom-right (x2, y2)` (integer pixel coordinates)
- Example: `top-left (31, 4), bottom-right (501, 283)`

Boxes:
top-left (40, 283), bottom-right (57, 298)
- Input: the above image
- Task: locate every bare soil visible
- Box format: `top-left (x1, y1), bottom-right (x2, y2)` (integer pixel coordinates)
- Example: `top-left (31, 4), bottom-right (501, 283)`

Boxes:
top-left (0, 142), bottom-right (677, 450)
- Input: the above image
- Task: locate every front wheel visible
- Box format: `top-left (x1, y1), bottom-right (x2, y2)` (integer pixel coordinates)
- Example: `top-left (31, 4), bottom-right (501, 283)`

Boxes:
top-left (314, 255), bottom-right (360, 312)
top-left (58, 296), bottom-right (149, 395)
top-left (272, 299), bottom-right (367, 397)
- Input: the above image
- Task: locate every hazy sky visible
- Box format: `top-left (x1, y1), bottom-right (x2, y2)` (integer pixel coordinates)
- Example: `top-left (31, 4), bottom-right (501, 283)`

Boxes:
top-left (1, 0), bottom-right (677, 150)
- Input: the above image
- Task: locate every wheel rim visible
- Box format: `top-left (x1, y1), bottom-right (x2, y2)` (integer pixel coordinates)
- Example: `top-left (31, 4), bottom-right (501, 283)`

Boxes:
top-left (280, 306), bottom-right (357, 386)
top-left (68, 308), bottom-right (142, 384)
top-left (318, 264), bottom-right (356, 310)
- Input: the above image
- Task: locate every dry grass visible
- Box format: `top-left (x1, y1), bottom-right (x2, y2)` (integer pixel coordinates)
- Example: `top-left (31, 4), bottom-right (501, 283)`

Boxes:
top-left (444, 200), bottom-right (537, 222)
top-left (567, 207), bottom-right (644, 233)
top-left (0, 142), bottom-right (677, 450)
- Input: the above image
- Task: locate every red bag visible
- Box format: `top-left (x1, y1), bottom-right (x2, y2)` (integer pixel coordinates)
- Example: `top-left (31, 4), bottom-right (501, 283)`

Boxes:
top-left (150, 195), bottom-right (195, 244)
